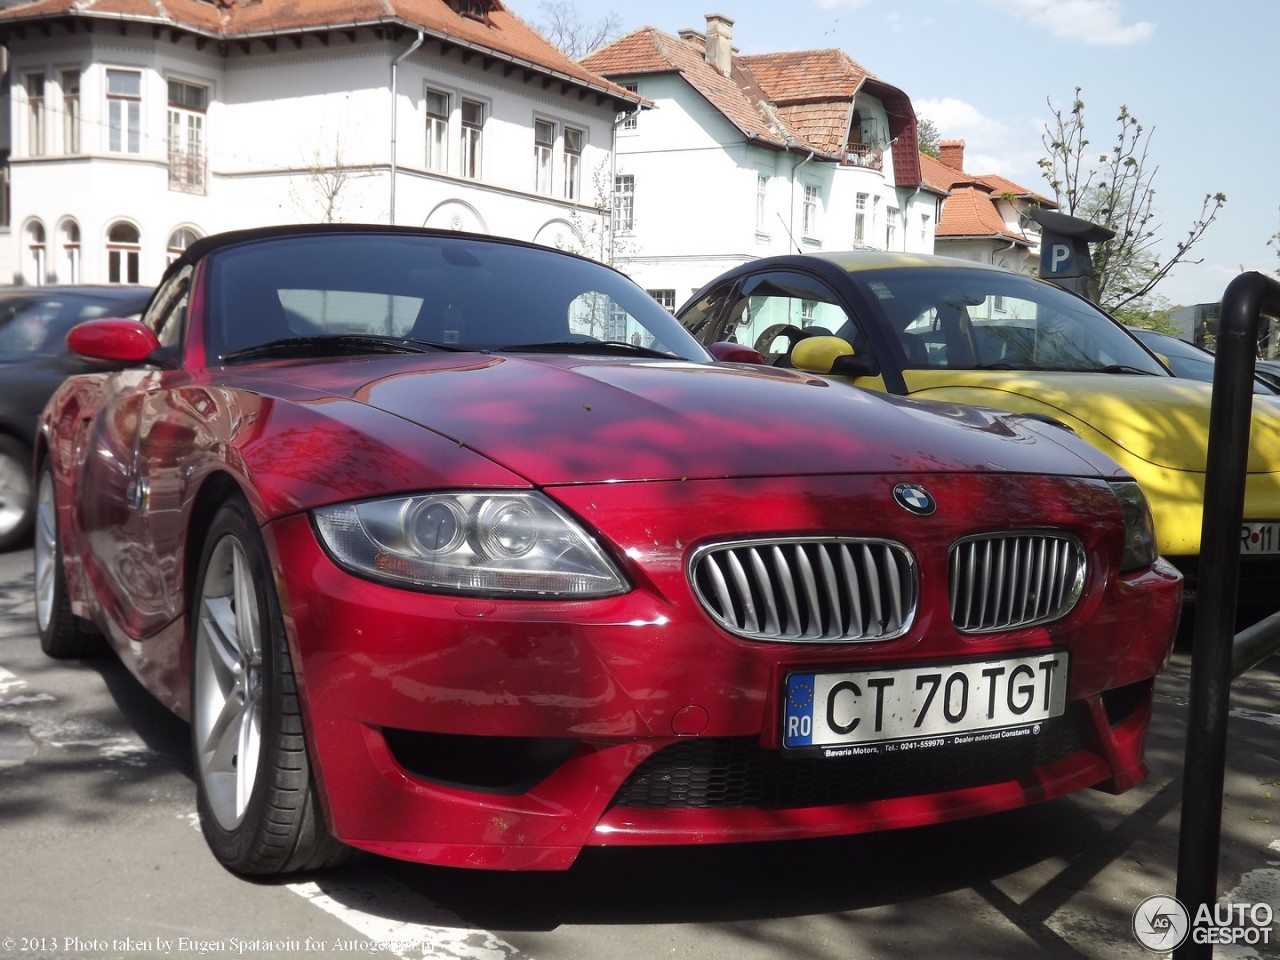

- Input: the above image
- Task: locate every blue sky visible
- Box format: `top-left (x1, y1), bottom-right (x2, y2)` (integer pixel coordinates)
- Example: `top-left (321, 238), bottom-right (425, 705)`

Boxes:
top-left (607, 0), bottom-right (1277, 308)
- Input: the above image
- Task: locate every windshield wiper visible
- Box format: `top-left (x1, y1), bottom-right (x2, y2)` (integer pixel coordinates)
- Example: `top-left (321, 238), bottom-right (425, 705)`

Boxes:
top-left (1098, 364), bottom-right (1160, 375)
top-left (222, 334), bottom-right (466, 363)
top-left (497, 340), bottom-right (677, 359)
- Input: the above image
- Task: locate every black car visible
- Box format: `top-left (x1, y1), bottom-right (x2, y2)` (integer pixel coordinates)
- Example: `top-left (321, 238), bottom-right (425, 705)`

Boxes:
top-left (0, 285), bottom-right (151, 551)
top-left (1129, 326), bottom-right (1279, 395)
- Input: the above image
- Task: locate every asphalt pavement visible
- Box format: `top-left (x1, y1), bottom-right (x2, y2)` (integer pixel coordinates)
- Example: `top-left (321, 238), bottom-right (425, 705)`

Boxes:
top-left (0, 545), bottom-right (1277, 960)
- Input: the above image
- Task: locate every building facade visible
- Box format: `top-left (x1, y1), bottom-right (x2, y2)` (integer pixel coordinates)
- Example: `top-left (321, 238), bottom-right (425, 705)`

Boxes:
top-left (920, 140), bottom-right (1054, 276)
top-left (582, 14), bottom-right (943, 310)
top-left (0, 0), bottom-right (640, 288)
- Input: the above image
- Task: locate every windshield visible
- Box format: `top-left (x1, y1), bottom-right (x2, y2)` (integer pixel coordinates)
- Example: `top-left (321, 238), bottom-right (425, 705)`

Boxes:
top-left (841, 266), bottom-right (1169, 376)
top-left (204, 233), bottom-right (709, 364)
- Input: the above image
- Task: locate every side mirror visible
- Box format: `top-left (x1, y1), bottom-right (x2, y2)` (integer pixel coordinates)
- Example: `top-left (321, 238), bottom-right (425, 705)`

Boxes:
top-left (708, 340), bottom-right (766, 364)
top-left (67, 318), bottom-right (162, 364)
top-left (791, 336), bottom-right (879, 378)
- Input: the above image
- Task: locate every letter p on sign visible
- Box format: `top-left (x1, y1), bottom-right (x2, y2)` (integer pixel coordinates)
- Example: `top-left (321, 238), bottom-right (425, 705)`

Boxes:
top-left (1049, 243), bottom-right (1072, 274)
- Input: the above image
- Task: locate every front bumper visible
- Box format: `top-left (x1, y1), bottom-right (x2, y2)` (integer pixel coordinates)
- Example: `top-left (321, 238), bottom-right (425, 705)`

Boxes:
top-left (263, 472), bottom-right (1183, 870)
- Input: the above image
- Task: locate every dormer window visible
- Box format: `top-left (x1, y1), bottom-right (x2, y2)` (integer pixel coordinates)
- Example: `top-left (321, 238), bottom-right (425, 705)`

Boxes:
top-left (446, 0), bottom-right (491, 22)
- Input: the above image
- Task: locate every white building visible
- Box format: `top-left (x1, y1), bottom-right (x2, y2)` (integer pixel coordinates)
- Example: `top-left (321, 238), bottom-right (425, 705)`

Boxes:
top-left (0, 0), bottom-right (641, 287)
top-left (920, 141), bottom-right (1055, 276)
top-left (582, 14), bottom-right (944, 310)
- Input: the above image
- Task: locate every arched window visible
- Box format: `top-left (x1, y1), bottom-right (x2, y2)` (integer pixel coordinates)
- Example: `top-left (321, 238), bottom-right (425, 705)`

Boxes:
top-left (167, 226), bottom-right (202, 265)
top-left (24, 220), bottom-right (46, 286)
top-left (58, 219), bottom-right (81, 283)
top-left (107, 221), bottom-right (141, 284)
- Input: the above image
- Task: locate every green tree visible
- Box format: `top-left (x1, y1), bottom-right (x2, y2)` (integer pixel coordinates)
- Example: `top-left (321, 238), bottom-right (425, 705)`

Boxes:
top-left (1038, 87), bottom-right (1226, 314)
top-left (917, 117), bottom-right (941, 159)
top-left (1111, 295), bottom-right (1180, 335)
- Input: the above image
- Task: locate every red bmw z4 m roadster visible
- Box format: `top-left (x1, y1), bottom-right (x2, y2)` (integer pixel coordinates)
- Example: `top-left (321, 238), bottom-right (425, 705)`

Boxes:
top-left (35, 224), bottom-right (1181, 875)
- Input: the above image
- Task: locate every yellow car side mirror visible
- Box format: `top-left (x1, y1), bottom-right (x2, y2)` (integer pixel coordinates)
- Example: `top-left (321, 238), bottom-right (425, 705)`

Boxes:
top-left (792, 336), bottom-right (878, 378)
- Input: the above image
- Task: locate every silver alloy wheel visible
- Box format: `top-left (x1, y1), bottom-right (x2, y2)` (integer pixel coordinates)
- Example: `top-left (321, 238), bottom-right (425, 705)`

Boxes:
top-left (0, 448), bottom-right (31, 541)
top-left (192, 535), bottom-right (264, 831)
top-left (33, 469), bottom-right (57, 633)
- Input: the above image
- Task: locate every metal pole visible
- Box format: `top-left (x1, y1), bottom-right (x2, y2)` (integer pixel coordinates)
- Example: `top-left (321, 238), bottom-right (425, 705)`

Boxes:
top-left (1173, 271), bottom-right (1280, 959)
top-left (390, 30), bottom-right (425, 224)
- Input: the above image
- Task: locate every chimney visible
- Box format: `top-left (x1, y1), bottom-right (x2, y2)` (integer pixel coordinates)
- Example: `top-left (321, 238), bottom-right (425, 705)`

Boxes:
top-left (939, 140), bottom-right (965, 172)
top-left (705, 13), bottom-right (734, 77)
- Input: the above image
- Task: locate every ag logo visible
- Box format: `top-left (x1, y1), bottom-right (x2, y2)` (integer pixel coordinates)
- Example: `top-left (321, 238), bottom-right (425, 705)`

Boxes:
top-left (892, 483), bottom-right (935, 516)
top-left (1132, 895), bottom-right (1189, 952)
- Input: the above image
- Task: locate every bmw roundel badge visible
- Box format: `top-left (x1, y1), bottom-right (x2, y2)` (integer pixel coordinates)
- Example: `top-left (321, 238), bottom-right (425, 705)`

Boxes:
top-left (893, 483), bottom-right (936, 516)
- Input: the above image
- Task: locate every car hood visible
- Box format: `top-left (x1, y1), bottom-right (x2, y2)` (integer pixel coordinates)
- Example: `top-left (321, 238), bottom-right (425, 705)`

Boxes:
top-left (907, 370), bottom-right (1280, 475)
top-left (250, 354), bottom-right (1116, 486)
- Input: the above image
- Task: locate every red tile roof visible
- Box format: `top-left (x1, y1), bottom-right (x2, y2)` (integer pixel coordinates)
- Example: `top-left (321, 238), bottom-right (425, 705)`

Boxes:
top-left (934, 186), bottom-right (1023, 240)
top-left (0, 0), bottom-right (637, 100)
top-left (738, 49), bottom-right (871, 103)
top-left (583, 27), bottom-right (793, 148)
top-left (585, 27), bottom-right (923, 184)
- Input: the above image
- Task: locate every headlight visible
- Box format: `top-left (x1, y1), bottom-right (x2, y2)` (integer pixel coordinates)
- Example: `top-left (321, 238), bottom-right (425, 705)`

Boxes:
top-left (313, 492), bottom-right (628, 597)
top-left (1109, 480), bottom-right (1158, 571)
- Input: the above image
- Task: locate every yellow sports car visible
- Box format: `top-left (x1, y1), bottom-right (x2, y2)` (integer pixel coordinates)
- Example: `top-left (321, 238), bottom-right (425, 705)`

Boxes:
top-left (679, 250), bottom-right (1280, 604)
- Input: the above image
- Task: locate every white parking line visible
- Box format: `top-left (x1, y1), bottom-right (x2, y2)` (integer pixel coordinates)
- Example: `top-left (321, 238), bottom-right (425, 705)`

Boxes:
top-left (1231, 705), bottom-right (1280, 729)
top-left (290, 879), bottom-right (524, 960)
top-left (177, 813), bottom-right (526, 958)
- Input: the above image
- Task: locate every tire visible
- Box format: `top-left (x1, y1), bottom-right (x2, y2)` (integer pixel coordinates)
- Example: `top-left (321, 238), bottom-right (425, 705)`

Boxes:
top-left (190, 497), bottom-right (348, 875)
top-left (34, 463), bottom-right (104, 658)
top-left (0, 435), bottom-right (34, 552)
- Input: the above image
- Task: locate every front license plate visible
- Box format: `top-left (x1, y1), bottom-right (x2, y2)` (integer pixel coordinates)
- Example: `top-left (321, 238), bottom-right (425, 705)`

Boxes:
top-left (783, 651), bottom-right (1069, 751)
top-left (1241, 521), bottom-right (1280, 555)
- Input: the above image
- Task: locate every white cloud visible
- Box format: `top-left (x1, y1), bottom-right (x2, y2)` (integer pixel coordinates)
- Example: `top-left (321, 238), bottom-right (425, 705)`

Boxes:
top-left (983, 0), bottom-right (1155, 46)
top-left (916, 99), bottom-right (1049, 188)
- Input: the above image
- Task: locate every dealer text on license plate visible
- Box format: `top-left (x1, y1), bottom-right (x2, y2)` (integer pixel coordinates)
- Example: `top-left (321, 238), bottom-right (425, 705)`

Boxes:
top-left (783, 651), bottom-right (1069, 750)
top-left (1241, 521), bottom-right (1280, 555)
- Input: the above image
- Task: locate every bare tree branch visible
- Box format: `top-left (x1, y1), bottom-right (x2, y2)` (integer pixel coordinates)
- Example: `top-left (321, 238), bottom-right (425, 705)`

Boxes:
top-left (533, 0), bottom-right (621, 58)
top-left (1039, 87), bottom-right (1226, 312)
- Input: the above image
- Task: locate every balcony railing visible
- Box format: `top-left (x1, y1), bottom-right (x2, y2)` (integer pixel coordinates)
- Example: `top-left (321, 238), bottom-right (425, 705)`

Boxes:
top-left (841, 143), bottom-right (883, 170)
top-left (168, 150), bottom-right (206, 194)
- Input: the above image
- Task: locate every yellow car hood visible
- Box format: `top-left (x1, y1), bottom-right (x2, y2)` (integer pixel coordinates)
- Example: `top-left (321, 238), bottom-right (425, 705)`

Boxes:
top-left (903, 370), bottom-right (1280, 475)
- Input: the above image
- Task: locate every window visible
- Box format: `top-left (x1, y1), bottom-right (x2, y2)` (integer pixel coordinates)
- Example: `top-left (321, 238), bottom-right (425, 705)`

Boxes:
top-left (756, 175), bottom-right (767, 233)
top-left (621, 84), bottom-right (638, 129)
top-left (920, 213), bottom-right (931, 248)
top-left (461, 98), bottom-right (484, 179)
top-left (62, 70), bottom-right (81, 153)
top-left (534, 118), bottom-right (554, 194)
top-left (168, 79), bottom-right (207, 193)
top-left (167, 226), bottom-right (201, 265)
top-left (886, 207), bottom-right (898, 250)
top-left (26, 73), bottom-right (46, 156)
top-left (802, 184), bottom-right (819, 237)
top-left (564, 127), bottom-right (583, 200)
top-left (723, 271), bottom-right (854, 362)
top-left (425, 88), bottom-right (449, 172)
top-left (107, 69), bottom-right (142, 154)
top-left (612, 174), bottom-right (635, 233)
top-left (854, 193), bottom-right (868, 244)
top-left (58, 220), bottom-right (80, 283)
top-left (646, 289), bottom-right (676, 312)
top-left (146, 265), bottom-right (193, 349)
top-left (107, 221), bottom-right (141, 284)
top-left (24, 221), bottom-right (47, 286)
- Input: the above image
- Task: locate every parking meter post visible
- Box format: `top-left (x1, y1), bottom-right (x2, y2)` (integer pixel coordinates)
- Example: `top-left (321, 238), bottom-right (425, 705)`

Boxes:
top-left (1028, 209), bottom-right (1115, 303)
top-left (1173, 271), bottom-right (1280, 960)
